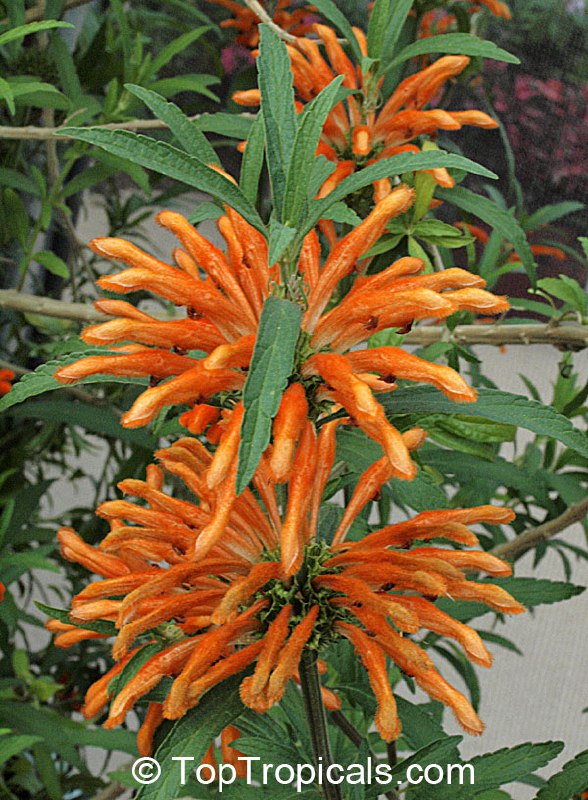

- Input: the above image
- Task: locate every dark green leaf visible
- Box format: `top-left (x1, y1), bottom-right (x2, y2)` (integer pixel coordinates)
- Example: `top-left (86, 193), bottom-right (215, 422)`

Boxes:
top-left (535, 749), bottom-right (588, 800)
top-left (382, 387), bottom-right (588, 458)
top-left (258, 24), bottom-right (298, 219)
top-left (268, 218), bottom-right (297, 265)
top-left (35, 602), bottom-right (116, 636)
top-left (524, 202), bottom-right (584, 231)
top-left (55, 128), bottom-right (265, 233)
top-left (0, 349), bottom-right (144, 413)
top-left (8, 400), bottom-right (156, 450)
top-left (283, 76), bottom-right (344, 227)
top-left (240, 114), bottom-right (265, 205)
top-left (367, 0), bottom-right (391, 59)
top-left (380, 0), bottom-right (413, 63)
top-left (310, 0), bottom-right (363, 62)
top-left (237, 298), bottom-right (302, 494)
top-left (385, 33), bottom-right (519, 71)
top-left (148, 26), bottom-right (209, 76)
top-left (0, 734), bottom-right (43, 765)
top-left (436, 186), bottom-right (537, 285)
top-left (34, 250), bottom-right (69, 279)
top-left (303, 152), bottom-right (497, 238)
top-left (437, 578), bottom-right (585, 623)
top-left (125, 84), bottom-right (219, 164)
top-left (136, 674), bottom-right (246, 799)
top-left (427, 741), bottom-right (563, 800)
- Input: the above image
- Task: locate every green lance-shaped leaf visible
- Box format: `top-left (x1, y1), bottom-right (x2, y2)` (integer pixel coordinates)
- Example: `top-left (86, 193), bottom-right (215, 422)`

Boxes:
top-left (436, 185), bottom-right (537, 285)
top-left (236, 298), bottom-right (302, 495)
top-left (310, 0), bottom-right (363, 62)
top-left (257, 24), bottom-right (298, 220)
top-left (384, 33), bottom-right (519, 72)
top-left (125, 84), bottom-right (219, 164)
top-left (0, 349), bottom-right (146, 414)
top-left (55, 128), bottom-right (265, 234)
top-left (0, 20), bottom-right (74, 48)
top-left (535, 749), bottom-right (588, 800)
top-left (367, 0), bottom-right (391, 59)
top-left (8, 400), bottom-right (156, 451)
top-left (283, 75), bottom-right (344, 228)
top-left (301, 151), bottom-right (497, 241)
top-left (240, 114), bottom-right (265, 205)
top-left (381, 386), bottom-right (588, 459)
top-left (135, 673), bottom-right (246, 799)
top-left (35, 602), bottom-right (117, 635)
top-left (379, 0), bottom-right (414, 64)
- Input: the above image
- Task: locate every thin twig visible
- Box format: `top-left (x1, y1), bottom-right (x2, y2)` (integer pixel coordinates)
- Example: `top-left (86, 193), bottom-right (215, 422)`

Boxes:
top-left (0, 290), bottom-right (107, 322)
top-left (0, 112), bottom-right (257, 141)
top-left (0, 0), bottom-right (91, 25)
top-left (242, 0), bottom-right (297, 42)
top-left (492, 497), bottom-right (588, 561)
top-left (403, 322), bottom-right (588, 350)
top-left (2, 291), bottom-right (587, 349)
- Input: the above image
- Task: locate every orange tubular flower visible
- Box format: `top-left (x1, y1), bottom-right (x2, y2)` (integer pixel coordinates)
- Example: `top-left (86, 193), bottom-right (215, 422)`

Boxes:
top-left (49, 185), bottom-right (519, 749)
top-left (49, 425), bottom-right (522, 744)
top-left (234, 26), bottom-right (498, 196)
top-left (54, 189), bottom-right (508, 492)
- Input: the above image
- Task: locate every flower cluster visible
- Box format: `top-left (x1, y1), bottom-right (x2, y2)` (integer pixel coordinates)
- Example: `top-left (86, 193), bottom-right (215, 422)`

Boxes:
top-left (234, 24), bottom-right (499, 204)
top-left (50, 182), bottom-right (522, 754)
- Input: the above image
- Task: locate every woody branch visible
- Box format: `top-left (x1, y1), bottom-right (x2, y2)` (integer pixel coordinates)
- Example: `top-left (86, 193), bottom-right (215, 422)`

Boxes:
top-left (492, 497), bottom-right (588, 561)
top-left (1, 290), bottom-right (587, 349)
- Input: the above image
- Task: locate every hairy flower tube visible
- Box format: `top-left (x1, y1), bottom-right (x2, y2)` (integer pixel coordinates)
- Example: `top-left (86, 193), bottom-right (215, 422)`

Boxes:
top-left (50, 432), bottom-right (523, 747)
top-left (234, 25), bottom-right (499, 200)
top-left (55, 189), bottom-right (508, 546)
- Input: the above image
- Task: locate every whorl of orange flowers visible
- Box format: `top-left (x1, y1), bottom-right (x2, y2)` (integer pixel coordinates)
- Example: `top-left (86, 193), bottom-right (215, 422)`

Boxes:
top-left (55, 187), bottom-right (508, 498)
top-left (48, 187), bottom-right (522, 749)
top-left (234, 25), bottom-right (499, 198)
top-left (50, 437), bottom-right (523, 748)
top-left (208, 0), bottom-right (313, 48)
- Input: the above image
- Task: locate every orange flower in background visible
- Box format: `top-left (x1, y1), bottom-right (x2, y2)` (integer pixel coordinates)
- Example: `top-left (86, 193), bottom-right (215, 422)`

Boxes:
top-left (0, 369), bottom-right (15, 397)
top-left (234, 25), bottom-right (498, 197)
top-left (208, 0), bottom-right (313, 48)
top-left (459, 222), bottom-right (567, 262)
top-left (50, 429), bottom-right (523, 744)
top-left (55, 187), bottom-right (508, 490)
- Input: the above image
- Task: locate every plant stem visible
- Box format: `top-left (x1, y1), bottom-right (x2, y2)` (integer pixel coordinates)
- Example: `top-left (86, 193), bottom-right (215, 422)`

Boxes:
top-left (298, 650), bottom-right (342, 800)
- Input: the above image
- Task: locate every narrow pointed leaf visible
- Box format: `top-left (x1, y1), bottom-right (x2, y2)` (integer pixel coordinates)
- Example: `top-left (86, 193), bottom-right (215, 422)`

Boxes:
top-left (381, 386), bottom-right (588, 458)
top-left (283, 75), bottom-right (344, 227)
top-left (258, 24), bottom-right (298, 219)
top-left (303, 151), bottom-right (497, 238)
top-left (237, 298), bottom-right (302, 494)
top-left (55, 127), bottom-right (265, 233)
top-left (385, 33), bottom-right (519, 72)
top-left (125, 84), bottom-right (219, 164)
top-left (136, 674), bottom-right (246, 799)
top-left (436, 186), bottom-right (537, 285)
